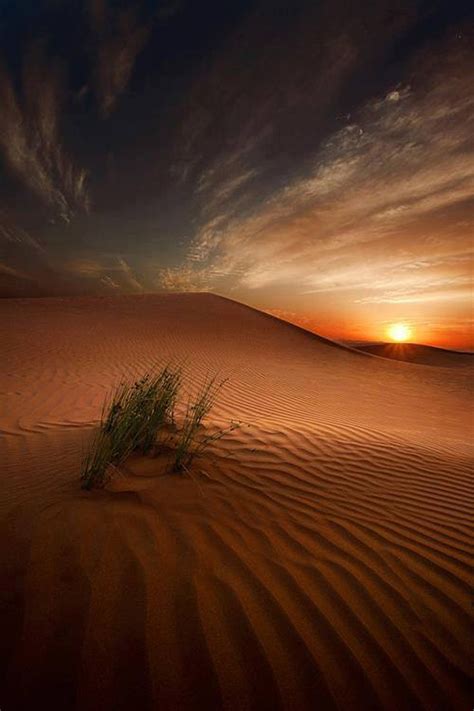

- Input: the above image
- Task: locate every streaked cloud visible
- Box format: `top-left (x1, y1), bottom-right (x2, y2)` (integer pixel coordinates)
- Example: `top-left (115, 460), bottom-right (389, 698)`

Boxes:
top-left (88, 0), bottom-right (152, 117)
top-left (186, 38), bottom-right (473, 318)
top-left (101, 275), bottom-right (120, 289)
top-left (116, 256), bottom-right (144, 292)
top-left (65, 255), bottom-right (144, 292)
top-left (0, 211), bottom-right (44, 252)
top-left (0, 44), bottom-right (89, 222)
top-left (0, 262), bottom-right (34, 281)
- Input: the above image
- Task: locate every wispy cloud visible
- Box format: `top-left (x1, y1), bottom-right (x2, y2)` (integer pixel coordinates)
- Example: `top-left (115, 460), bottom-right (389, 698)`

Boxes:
top-left (186, 38), bottom-right (473, 310)
top-left (173, 1), bottom-right (364, 219)
top-left (0, 43), bottom-right (89, 222)
top-left (65, 255), bottom-right (144, 292)
top-left (88, 0), bottom-right (151, 117)
top-left (0, 210), bottom-right (44, 252)
top-left (100, 275), bottom-right (119, 289)
top-left (0, 262), bottom-right (33, 281)
top-left (116, 256), bottom-right (144, 292)
top-left (157, 265), bottom-right (213, 292)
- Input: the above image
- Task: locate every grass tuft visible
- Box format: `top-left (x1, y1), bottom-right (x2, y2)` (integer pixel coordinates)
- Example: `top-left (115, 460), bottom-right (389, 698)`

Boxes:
top-left (80, 428), bottom-right (115, 490)
top-left (81, 366), bottom-right (181, 489)
top-left (81, 369), bottom-right (234, 489)
top-left (173, 376), bottom-right (224, 472)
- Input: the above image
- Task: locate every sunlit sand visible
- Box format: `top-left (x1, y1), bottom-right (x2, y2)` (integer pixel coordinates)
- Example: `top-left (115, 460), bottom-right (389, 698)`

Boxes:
top-left (1, 294), bottom-right (472, 709)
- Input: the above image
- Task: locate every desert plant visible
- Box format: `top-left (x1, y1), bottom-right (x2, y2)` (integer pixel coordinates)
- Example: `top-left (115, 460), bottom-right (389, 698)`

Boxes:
top-left (173, 376), bottom-right (225, 472)
top-left (81, 368), bottom-right (235, 489)
top-left (80, 427), bottom-right (116, 490)
top-left (185, 419), bottom-right (240, 463)
top-left (81, 366), bottom-right (181, 489)
top-left (135, 367), bottom-right (181, 453)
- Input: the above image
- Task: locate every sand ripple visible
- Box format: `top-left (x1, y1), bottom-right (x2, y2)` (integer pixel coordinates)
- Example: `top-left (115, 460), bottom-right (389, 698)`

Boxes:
top-left (1, 294), bottom-right (472, 710)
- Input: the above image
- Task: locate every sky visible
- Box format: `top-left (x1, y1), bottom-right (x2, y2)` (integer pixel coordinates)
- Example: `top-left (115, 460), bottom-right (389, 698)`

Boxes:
top-left (0, 0), bottom-right (472, 348)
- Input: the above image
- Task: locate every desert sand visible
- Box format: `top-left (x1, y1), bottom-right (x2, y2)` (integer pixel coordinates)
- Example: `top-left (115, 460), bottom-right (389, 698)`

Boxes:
top-left (357, 343), bottom-right (474, 367)
top-left (0, 293), bottom-right (472, 710)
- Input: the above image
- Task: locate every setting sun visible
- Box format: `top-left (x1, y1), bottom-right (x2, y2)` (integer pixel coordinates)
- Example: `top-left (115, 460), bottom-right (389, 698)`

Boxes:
top-left (387, 323), bottom-right (412, 342)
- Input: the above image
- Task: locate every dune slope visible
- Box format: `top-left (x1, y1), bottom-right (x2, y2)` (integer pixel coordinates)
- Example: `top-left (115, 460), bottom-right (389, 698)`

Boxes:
top-left (357, 342), bottom-right (474, 367)
top-left (1, 294), bottom-right (472, 710)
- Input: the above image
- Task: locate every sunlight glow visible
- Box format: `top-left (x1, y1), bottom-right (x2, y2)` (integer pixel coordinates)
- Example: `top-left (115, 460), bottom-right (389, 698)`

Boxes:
top-left (387, 323), bottom-right (412, 342)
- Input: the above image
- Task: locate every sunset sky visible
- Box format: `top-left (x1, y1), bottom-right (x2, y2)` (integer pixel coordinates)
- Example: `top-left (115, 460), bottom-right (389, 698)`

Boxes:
top-left (0, 0), bottom-right (472, 348)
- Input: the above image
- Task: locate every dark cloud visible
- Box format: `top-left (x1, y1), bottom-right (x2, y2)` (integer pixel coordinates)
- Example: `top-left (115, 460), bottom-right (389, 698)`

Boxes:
top-left (87, 0), bottom-right (152, 116)
top-left (186, 33), bottom-right (473, 307)
top-left (0, 42), bottom-right (89, 223)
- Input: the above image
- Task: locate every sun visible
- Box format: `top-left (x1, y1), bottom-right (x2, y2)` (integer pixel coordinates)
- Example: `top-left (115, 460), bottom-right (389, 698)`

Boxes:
top-left (387, 323), bottom-right (412, 342)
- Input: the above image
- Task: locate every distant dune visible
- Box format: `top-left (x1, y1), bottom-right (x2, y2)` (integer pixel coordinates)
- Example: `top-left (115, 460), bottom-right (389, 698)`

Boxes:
top-left (356, 342), bottom-right (474, 367)
top-left (1, 294), bottom-right (472, 710)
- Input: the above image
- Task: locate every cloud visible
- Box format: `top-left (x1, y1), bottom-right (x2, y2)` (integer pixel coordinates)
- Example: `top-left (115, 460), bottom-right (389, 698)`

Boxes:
top-left (64, 258), bottom-right (106, 277)
top-left (88, 0), bottom-right (151, 117)
top-left (0, 210), bottom-right (44, 252)
top-left (64, 255), bottom-right (144, 292)
top-left (172, 0), bottom-right (368, 226)
top-left (158, 265), bottom-right (213, 292)
top-left (116, 256), bottom-right (144, 292)
top-left (101, 275), bottom-right (119, 289)
top-left (0, 262), bottom-right (33, 280)
top-left (185, 37), bottom-right (473, 310)
top-left (0, 44), bottom-right (89, 222)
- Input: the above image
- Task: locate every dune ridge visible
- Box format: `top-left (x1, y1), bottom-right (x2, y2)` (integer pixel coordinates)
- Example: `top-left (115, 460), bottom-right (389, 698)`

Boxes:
top-left (1, 294), bottom-right (472, 710)
top-left (356, 342), bottom-right (474, 367)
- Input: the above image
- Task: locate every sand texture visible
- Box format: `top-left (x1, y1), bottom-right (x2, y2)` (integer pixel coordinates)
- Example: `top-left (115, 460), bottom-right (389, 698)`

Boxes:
top-left (1, 294), bottom-right (472, 710)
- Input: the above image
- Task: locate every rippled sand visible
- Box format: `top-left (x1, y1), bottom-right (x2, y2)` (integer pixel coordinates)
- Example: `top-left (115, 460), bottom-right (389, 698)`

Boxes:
top-left (1, 294), bottom-right (472, 710)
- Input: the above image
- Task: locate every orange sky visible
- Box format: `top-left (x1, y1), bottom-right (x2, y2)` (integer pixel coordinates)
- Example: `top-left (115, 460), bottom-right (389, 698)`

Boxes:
top-left (263, 309), bottom-right (474, 350)
top-left (168, 42), bottom-right (473, 351)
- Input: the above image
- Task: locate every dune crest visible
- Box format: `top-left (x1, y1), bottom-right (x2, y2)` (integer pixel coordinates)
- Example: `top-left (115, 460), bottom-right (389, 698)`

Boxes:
top-left (356, 342), bottom-right (474, 367)
top-left (1, 294), bottom-right (472, 709)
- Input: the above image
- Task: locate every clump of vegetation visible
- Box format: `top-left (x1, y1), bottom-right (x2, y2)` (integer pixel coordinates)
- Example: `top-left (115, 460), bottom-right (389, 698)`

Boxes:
top-left (81, 367), bottom-right (181, 489)
top-left (81, 428), bottom-right (116, 490)
top-left (80, 368), bottom-right (234, 490)
top-left (173, 377), bottom-right (223, 472)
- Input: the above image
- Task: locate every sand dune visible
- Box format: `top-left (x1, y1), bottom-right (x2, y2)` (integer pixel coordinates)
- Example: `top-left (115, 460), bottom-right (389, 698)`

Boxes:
top-left (357, 342), bottom-right (474, 367)
top-left (1, 294), bottom-right (472, 710)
